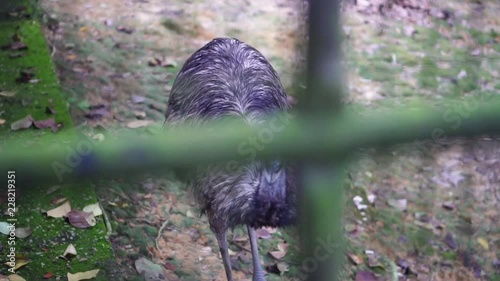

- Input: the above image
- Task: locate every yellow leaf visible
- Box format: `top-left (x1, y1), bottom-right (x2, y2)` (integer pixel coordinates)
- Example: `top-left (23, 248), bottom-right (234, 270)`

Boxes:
top-left (65, 53), bottom-right (78, 61)
top-left (477, 237), bottom-right (489, 250)
top-left (4, 259), bottom-right (29, 271)
top-left (7, 274), bottom-right (26, 281)
top-left (348, 253), bottom-right (363, 265)
top-left (67, 269), bottom-right (99, 281)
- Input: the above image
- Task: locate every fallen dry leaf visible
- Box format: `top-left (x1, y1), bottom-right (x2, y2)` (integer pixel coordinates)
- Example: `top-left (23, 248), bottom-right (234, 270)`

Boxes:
top-left (127, 120), bottom-right (154, 128)
top-left (261, 226), bottom-right (277, 234)
top-left (65, 53), bottom-right (78, 61)
top-left (0, 91), bottom-right (16, 97)
top-left (46, 201), bottom-right (72, 218)
top-left (255, 228), bottom-right (272, 239)
top-left (269, 250), bottom-right (286, 260)
top-left (107, 202), bottom-right (117, 207)
top-left (348, 253), bottom-right (364, 265)
top-left (63, 244), bottom-right (77, 257)
top-left (4, 258), bottom-right (29, 271)
top-left (5, 274), bottom-right (25, 281)
top-left (228, 248), bottom-right (237, 256)
top-left (82, 203), bottom-right (102, 217)
top-left (200, 246), bottom-right (212, 256)
top-left (269, 242), bottom-right (289, 259)
top-left (387, 198), bottom-right (407, 212)
top-left (67, 210), bottom-right (96, 228)
top-left (15, 227), bottom-right (32, 238)
top-left (232, 234), bottom-right (248, 242)
top-left (0, 119), bottom-right (5, 125)
top-left (134, 111), bottom-right (146, 119)
top-left (186, 210), bottom-right (195, 218)
top-left (67, 269), bottom-right (99, 281)
top-left (277, 242), bottom-right (289, 252)
top-left (10, 115), bottom-right (33, 131)
top-left (477, 237), bottom-right (489, 250)
top-left (51, 196), bottom-right (67, 205)
top-left (276, 261), bottom-right (289, 275)
top-left (33, 118), bottom-right (55, 129)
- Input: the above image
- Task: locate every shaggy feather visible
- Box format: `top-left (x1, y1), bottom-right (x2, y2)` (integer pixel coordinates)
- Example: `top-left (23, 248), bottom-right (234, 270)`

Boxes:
top-left (165, 37), bottom-right (296, 229)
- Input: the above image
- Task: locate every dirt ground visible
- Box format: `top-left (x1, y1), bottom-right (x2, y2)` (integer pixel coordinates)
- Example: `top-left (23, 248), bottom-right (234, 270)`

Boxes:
top-left (38, 0), bottom-right (499, 280)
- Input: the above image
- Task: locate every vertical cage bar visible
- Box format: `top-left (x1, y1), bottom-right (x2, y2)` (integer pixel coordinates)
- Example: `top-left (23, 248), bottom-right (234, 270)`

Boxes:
top-left (299, 0), bottom-right (343, 114)
top-left (298, 0), bottom-right (346, 280)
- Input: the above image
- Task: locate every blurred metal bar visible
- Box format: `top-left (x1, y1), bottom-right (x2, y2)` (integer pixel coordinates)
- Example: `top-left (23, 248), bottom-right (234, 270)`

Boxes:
top-left (299, 0), bottom-right (344, 114)
top-left (2, 97), bottom-right (500, 186)
top-left (298, 0), bottom-right (346, 280)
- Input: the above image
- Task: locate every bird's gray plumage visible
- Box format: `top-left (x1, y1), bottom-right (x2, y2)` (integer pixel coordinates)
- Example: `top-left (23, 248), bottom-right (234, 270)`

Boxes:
top-left (165, 38), bottom-right (296, 281)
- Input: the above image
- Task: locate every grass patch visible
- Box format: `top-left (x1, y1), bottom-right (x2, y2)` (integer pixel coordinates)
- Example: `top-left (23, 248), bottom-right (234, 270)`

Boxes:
top-left (0, 3), bottom-right (116, 279)
top-left (418, 57), bottom-right (439, 89)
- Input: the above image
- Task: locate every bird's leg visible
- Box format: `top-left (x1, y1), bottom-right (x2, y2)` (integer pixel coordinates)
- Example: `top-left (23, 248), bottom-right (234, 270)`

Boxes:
top-left (247, 225), bottom-right (266, 281)
top-left (211, 218), bottom-right (233, 281)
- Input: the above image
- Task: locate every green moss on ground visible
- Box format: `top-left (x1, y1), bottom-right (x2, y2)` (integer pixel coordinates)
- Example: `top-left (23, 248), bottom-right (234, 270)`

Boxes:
top-left (0, 1), bottom-right (116, 280)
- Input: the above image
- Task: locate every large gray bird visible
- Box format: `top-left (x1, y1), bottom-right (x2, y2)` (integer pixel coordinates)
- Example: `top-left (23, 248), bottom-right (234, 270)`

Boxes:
top-left (165, 38), bottom-right (296, 281)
